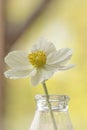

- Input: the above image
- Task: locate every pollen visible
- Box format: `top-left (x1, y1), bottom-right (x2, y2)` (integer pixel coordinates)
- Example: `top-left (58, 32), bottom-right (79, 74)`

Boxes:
top-left (28, 51), bottom-right (46, 67)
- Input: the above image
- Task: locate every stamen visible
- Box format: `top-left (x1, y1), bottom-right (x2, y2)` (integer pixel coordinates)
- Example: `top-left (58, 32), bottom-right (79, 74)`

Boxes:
top-left (28, 51), bottom-right (46, 67)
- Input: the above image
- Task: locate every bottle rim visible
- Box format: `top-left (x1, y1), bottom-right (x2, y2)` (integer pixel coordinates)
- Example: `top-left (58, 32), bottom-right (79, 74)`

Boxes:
top-left (35, 94), bottom-right (70, 102)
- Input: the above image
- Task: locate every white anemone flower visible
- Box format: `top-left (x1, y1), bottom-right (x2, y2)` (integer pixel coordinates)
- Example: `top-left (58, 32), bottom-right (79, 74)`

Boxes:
top-left (4, 38), bottom-right (74, 86)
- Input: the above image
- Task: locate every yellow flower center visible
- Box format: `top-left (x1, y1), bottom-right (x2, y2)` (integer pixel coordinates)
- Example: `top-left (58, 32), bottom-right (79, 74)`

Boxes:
top-left (28, 51), bottom-right (46, 67)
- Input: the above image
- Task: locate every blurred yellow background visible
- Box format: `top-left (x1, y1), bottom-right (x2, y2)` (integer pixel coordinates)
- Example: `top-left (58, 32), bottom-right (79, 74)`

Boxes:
top-left (4, 0), bottom-right (87, 130)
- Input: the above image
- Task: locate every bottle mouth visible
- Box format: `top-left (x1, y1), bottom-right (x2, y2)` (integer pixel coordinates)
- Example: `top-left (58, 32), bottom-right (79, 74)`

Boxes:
top-left (35, 94), bottom-right (70, 102)
top-left (35, 95), bottom-right (70, 111)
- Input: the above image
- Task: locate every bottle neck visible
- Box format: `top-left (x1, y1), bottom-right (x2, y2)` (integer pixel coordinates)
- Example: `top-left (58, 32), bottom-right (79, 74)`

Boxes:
top-left (35, 95), bottom-right (70, 112)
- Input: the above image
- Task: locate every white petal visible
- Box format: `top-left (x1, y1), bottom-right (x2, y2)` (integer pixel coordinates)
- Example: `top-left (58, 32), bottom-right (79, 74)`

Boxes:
top-left (45, 42), bottom-right (56, 56)
top-left (31, 38), bottom-right (47, 51)
top-left (47, 48), bottom-right (72, 65)
top-left (31, 68), bottom-right (53, 86)
top-left (31, 38), bottom-right (56, 54)
top-left (43, 64), bottom-right (57, 72)
top-left (58, 64), bottom-right (75, 70)
top-left (4, 68), bottom-right (37, 79)
top-left (5, 51), bottom-right (30, 69)
top-left (44, 64), bottom-right (74, 72)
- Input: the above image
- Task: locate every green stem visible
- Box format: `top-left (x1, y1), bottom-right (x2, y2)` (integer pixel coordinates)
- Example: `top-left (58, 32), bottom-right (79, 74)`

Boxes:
top-left (42, 82), bottom-right (58, 130)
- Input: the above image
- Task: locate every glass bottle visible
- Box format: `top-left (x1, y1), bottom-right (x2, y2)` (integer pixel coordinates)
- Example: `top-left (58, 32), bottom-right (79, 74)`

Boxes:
top-left (29, 95), bottom-right (74, 130)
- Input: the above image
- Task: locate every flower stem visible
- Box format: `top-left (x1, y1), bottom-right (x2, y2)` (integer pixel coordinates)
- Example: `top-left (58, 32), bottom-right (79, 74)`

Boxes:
top-left (42, 82), bottom-right (58, 130)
